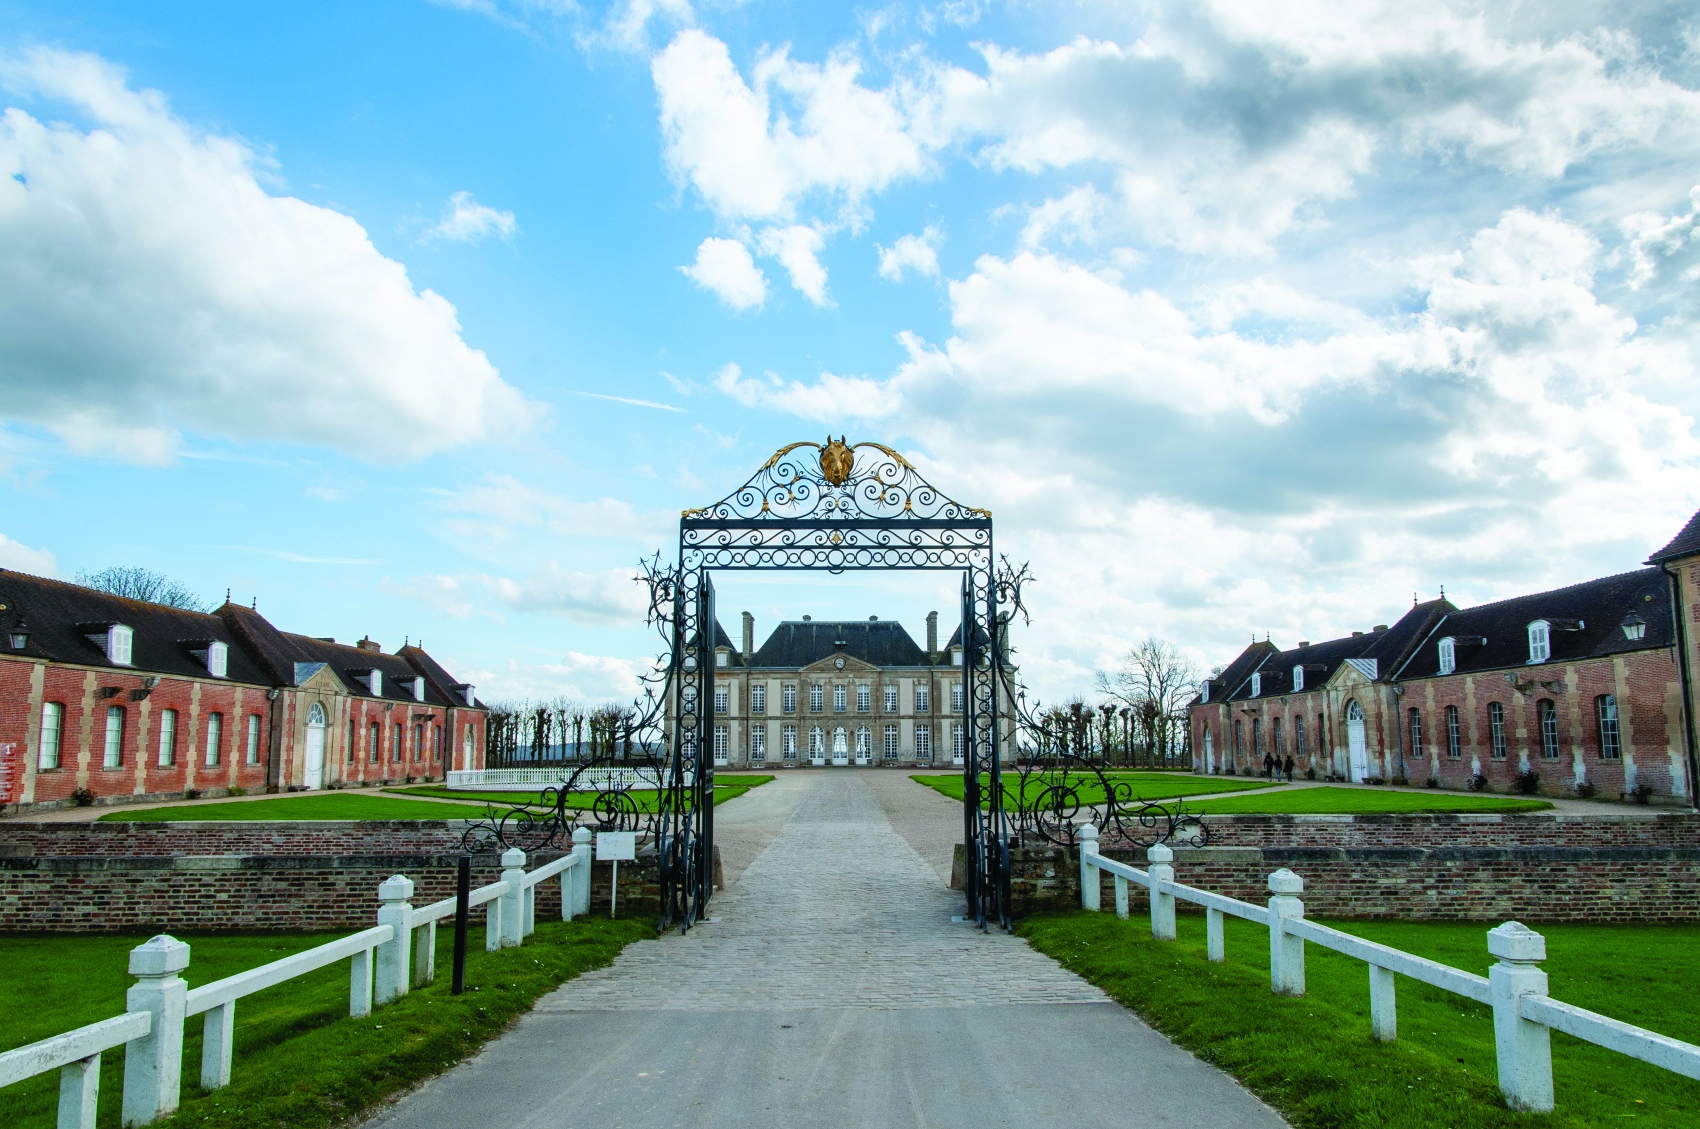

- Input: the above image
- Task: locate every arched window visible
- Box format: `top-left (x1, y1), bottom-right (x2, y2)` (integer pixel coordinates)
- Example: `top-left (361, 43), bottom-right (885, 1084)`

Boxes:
top-left (1347, 700), bottom-right (1364, 722)
top-left (308, 702), bottom-right (327, 726)
top-left (1538, 699), bottom-right (1560, 759)
top-left (158, 708), bottom-right (178, 767)
top-left (1233, 719), bottom-right (1244, 757)
top-left (1250, 673), bottom-right (1262, 697)
top-left (1438, 637), bottom-right (1456, 676)
top-left (463, 724), bottom-right (475, 767)
top-left (809, 726), bottom-right (824, 755)
top-left (856, 726), bottom-right (872, 756)
top-left (1408, 708), bottom-right (1422, 757)
top-left (1597, 695), bottom-right (1621, 760)
top-left (1252, 717), bottom-right (1262, 756)
top-left (1489, 702), bottom-right (1506, 759)
top-left (1445, 704), bottom-right (1460, 758)
top-left (1292, 665), bottom-right (1304, 692)
top-left (1294, 715), bottom-right (1306, 756)
top-left (1527, 621), bottom-right (1551, 664)
top-left (832, 727), bottom-right (848, 755)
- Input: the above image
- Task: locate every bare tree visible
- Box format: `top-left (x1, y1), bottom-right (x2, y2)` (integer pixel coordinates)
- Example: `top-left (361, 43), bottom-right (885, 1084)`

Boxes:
top-left (1098, 638), bottom-right (1200, 767)
top-left (76, 566), bottom-right (211, 612)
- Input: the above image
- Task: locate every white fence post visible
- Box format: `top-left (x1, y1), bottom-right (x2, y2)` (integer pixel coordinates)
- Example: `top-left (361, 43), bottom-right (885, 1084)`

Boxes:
top-left (1369, 965), bottom-right (1397, 1041)
top-left (1489, 922), bottom-right (1554, 1113)
top-left (199, 1000), bottom-right (235, 1090)
top-left (1266, 869), bottom-right (1305, 997)
top-left (59, 1053), bottom-right (101, 1129)
top-left (523, 871), bottom-right (537, 938)
top-left (500, 848), bottom-right (527, 948)
top-left (374, 875), bottom-right (414, 1006)
top-left (485, 888), bottom-right (502, 952)
top-left (568, 827), bottom-right (592, 919)
top-left (1114, 872), bottom-right (1129, 920)
top-left (120, 935), bottom-right (189, 1128)
top-left (1078, 825), bottom-right (1100, 911)
top-left (1206, 908), bottom-right (1225, 962)
top-left (1148, 844), bottom-right (1176, 941)
top-left (413, 918), bottom-right (437, 989)
top-left (349, 943), bottom-right (375, 1018)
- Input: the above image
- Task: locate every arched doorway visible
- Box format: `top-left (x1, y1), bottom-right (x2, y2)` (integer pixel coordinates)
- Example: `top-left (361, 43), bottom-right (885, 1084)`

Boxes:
top-left (1345, 700), bottom-right (1368, 782)
top-left (831, 726), bottom-right (850, 766)
top-left (1203, 727), bottom-right (1214, 774)
top-left (304, 702), bottom-right (327, 789)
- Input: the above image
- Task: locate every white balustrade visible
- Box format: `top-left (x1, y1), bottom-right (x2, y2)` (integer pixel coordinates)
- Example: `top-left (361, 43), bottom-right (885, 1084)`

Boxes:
top-left (0, 844), bottom-right (593, 1127)
top-left (1073, 822), bottom-right (1700, 1117)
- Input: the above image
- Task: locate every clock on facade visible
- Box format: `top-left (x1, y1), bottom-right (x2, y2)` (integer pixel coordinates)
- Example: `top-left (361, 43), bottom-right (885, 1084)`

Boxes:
top-left (834, 657), bottom-right (845, 669)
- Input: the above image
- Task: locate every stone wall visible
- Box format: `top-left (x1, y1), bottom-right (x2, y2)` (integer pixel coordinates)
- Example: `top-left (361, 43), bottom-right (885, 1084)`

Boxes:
top-left (968, 812), bottom-right (1700, 922)
top-left (0, 819), bottom-right (678, 931)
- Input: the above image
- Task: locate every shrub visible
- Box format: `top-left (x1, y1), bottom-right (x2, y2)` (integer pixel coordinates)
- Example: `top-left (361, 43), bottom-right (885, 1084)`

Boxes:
top-left (1365, 777), bottom-right (1385, 786)
top-left (71, 788), bottom-right (95, 807)
top-left (1633, 782), bottom-right (1655, 805)
top-left (1513, 770), bottom-right (1541, 795)
top-left (183, 788), bottom-right (202, 800)
top-left (1391, 774), bottom-right (1409, 786)
top-left (1575, 781), bottom-right (1597, 799)
top-left (227, 786), bottom-right (247, 797)
top-left (1466, 774), bottom-right (1488, 792)
top-left (1304, 767), bottom-right (1317, 781)
top-left (1425, 776), bottom-right (1441, 789)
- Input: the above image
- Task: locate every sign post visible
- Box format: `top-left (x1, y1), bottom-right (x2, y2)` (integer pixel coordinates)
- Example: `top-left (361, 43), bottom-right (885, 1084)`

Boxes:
top-left (596, 831), bottom-right (636, 919)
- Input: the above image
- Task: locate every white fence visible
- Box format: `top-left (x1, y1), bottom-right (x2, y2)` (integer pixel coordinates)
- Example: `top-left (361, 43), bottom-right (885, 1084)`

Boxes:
top-left (1077, 824), bottom-right (1700, 1114)
top-left (0, 829), bottom-right (594, 1129)
top-left (444, 767), bottom-right (686, 791)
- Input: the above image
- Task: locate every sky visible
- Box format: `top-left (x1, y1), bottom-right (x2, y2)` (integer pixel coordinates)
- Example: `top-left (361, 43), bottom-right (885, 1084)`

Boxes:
top-left (1, 0), bottom-right (1699, 708)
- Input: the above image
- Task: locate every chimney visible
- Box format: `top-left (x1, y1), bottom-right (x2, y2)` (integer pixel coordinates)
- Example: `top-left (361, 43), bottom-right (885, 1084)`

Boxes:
top-left (926, 610), bottom-right (938, 655)
top-left (356, 636), bottom-right (382, 653)
top-left (1374, 624), bottom-right (1388, 633)
top-left (742, 611), bottom-right (754, 659)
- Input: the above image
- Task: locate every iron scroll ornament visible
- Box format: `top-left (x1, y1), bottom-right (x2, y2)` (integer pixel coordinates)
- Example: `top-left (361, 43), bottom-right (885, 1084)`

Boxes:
top-left (458, 751), bottom-right (669, 856)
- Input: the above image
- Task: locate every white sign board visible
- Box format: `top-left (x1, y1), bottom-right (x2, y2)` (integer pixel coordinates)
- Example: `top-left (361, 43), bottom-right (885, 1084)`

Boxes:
top-left (596, 831), bottom-right (636, 861)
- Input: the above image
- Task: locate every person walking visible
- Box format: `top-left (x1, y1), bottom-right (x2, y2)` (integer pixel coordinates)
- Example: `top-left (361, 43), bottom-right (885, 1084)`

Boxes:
top-left (1262, 752), bottom-right (1275, 780)
top-left (1283, 754), bottom-right (1295, 782)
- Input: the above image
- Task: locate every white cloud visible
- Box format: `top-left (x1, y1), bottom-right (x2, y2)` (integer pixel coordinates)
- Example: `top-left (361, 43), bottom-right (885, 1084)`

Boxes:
top-left (0, 49), bottom-right (528, 464)
top-left (757, 224), bottom-right (831, 304)
top-left (712, 362), bottom-right (900, 421)
top-left (424, 190), bottom-right (517, 243)
top-left (304, 486), bottom-right (340, 501)
top-left (652, 29), bottom-right (928, 224)
top-left (432, 473), bottom-right (673, 547)
top-left (1621, 184), bottom-right (1700, 290)
top-left (0, 531), bottom-right (56, 576)
top-left (877, 226), bottom-right (941, 281)
top-left (457, 651), bottom-right (654, 704)
top-left (393, 565), bottom-right (650, 627)
top-left (680, 236), bottom-right (767, 308)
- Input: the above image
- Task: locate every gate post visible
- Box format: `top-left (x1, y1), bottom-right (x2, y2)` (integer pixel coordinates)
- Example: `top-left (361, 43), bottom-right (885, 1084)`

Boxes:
top-left (500, 848), bottom-right (526, 948)
top-left (121, 935), bottom-right (189, 1128)
top-left (1078, 824), bottom-right (1101, 911)
top-left (1147, 843), bottom-right (1176, 941)
top-left (375, 875), bottom-right (414, 1004)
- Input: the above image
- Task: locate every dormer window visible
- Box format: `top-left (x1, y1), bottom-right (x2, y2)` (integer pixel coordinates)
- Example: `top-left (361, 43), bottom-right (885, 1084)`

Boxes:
top-left (107, 624), bottom-right (133, 666)
top-left (461, 684), bottom-right (476, 706)
top-left (411, 676), bottom-right (425, 702)
top-left (206, 641), bottom-right (228, 678)
top-left (1250, 673), bottom-right (1261, 697)
top-left (1291, 666), bottom-right (1304, 692)
top-left (1438, 637), bottom-right (1456, 676)
top-left (1200, 681), bottom-right (1210, 703)
top-left (716, 650), bottom-right (729, 668)
top-left (365, 670), bottom-right (383, 696)
top-left (1527, 621), bottom-right (1551, 664)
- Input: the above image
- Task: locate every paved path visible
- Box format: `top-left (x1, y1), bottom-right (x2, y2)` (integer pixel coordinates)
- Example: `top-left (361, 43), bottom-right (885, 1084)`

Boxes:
top-left (366, 771), bottom-right (1286, 1129)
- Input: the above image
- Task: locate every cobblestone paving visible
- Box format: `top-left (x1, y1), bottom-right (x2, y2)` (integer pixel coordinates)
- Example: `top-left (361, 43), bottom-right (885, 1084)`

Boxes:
top-left (540, 771), bottom-right (1107, 1012)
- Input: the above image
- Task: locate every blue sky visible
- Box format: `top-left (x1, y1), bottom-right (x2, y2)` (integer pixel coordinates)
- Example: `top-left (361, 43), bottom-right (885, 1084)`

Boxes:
top-left (2, 1), bottom-right (1699, 705)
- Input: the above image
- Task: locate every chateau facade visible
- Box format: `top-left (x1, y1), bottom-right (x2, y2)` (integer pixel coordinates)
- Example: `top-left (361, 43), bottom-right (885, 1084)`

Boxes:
top-left (0, 570), bottom-right (486, 813)
top-left (1190, 507), bottom-right (1700, 804)
top-left (682, 612), bottom-right (1015, 769)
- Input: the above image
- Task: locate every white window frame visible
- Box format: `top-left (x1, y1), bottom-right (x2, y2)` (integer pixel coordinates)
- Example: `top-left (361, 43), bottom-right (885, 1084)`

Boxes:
top-left (857, 684), bottom-right (871, 712)
top-left (809, 726), bottom-right (825, 755)
top-left (832, 727), bottom-right (849, 755)
top-left (206, 641), bottom-right (229, 679)
top-left (412, 677), bottom-right (426, 702)
top-left (952, 722), bottom-right (965, 762)
top-left (1250, 672), bottom-right (1261, 697)
top-left (1489, 701), bottom-right (1507, 759)
top-left (713, 724), bottom-right (729, 765)
top-left (716, 650), bottom-right (728, 668)
top-left (1527, 621), bottom-right (1551, 664)
top-left (103, 706), bottom-right (124, 768)
top-left (782, 724), bottom-right (798, 759)
top-left (951, 683), bottom-right (964, 712)
top-left (1291, 666), bottom-right (1303, 692)
top-left (205, 711), bottom-right (223, 766)
top-left (809, 683), bottom-right (824, 712)
top-left (463, 724), bottom-right (475, 766)
top-left (39, 702), bottom-right (63, 770)
top-left (783, 683), bottom-right (797, 714)
top-left (158, 708), bottom-right (177, 767)
top-left (751, 684), bottom-right (766, 714)
top-left (833, 684), bottom-right (847, 712)
top-left (916, 725), bottom-right (932, 760)
top-left (1597, 694), bottom-right (1621, 760)
top-left (884, 686), bottom-right (897, 712)
top-left (1438, 637), bottom-right (1456, 676)
top-left (855, 726), bottom-right (871, 756)
top-left (884, 724), bottom-right (899, 759)
top-left (750, 726), bottom-right (766, 761)
top-left (714, 686), bottom-right (729, 714)
top-left (107, 624), bottom-right (134, 666)
top-left (1200, 681), bottom-right (1210, 703)
top-left (1445, 704), bottom-right (1460, 759)
top-left (915, 685), bottom-right (930, 712)
top-left (248, 714), bottom-right (263, 764)
top-left (367, 670), bottom-right (384, 696)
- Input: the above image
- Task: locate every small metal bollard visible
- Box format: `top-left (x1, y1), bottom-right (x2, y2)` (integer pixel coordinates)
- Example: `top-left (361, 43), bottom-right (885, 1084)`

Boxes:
top-left (451, 855), bottom-right (470, 996)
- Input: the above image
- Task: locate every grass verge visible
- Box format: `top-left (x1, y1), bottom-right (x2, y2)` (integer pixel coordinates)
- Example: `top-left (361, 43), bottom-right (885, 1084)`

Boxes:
top-left (99, 794), bottom-right (488, 822)
top-left (387, 773), bottom-right (776, 808)
top-left (911, 771), bottom-right (1280, 806)
top-left (1, 917), bottom-right (652, 1129)
top-left (1020, 910), bottom-right (1700, 1127)
top-left (1186, 786), bottom-right (1552, 814)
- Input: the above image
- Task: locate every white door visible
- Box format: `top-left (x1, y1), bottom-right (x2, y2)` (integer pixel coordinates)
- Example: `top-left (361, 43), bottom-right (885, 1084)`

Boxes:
top-left (304, 702), bottom-right (326, 789)
top-left (1346, 701), bottom-right (1368, 782)
top-left (854, 728), bottom-right (871, 766)
top-left (809, 728), bottom-right (825, 766)
top-left (1204, 728), bottom-right (1214, 774)
top-left (831, 727), bottom-right (849, 766)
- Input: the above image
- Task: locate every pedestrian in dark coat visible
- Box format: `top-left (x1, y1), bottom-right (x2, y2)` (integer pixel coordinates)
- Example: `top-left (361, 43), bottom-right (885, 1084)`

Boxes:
top-left (1263, 752), bottom-right (1275, 779)
top-left (1284, 754), bottom-right (1295, 782)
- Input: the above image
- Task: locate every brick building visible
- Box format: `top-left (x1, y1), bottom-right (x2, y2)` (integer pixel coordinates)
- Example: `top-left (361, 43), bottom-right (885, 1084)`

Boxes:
top-left (0, 571), bottom-right (487, 813)
top-left (1190, 508), bottom-right (1700, 805)
top-left (673, 612), bottom-right (1015, 769)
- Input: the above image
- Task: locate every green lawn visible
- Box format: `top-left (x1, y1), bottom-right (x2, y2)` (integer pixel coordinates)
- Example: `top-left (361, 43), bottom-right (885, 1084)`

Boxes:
top-left (389, 772), bottom-right (774, 809)
top-left (1186, 786), bottom-right (1553, 814)
top-left (1021, 910), bottom-right (1700, 1128)
top-left (0, 918), bottom-right (652, 1129)
top-left (99, 794), bottom-right (489, 822)
top-left (912, 771), bottom-right (1280, 806)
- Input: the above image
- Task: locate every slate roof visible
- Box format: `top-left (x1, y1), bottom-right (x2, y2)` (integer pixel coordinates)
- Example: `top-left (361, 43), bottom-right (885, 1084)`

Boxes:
top-left (748, 619), bottom-right (931, 669)
top-left (1648, 506), bottom-right (1700, 564)
top-left (1214, 598), bottom-right (1454, 703)
top-left (1392, 568), bottom-right (1672, 679)
top-left (0, 568), bottom-right (481, 707)
top-left (0, 570), bottom-right (274, 685)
